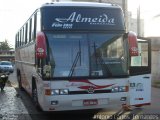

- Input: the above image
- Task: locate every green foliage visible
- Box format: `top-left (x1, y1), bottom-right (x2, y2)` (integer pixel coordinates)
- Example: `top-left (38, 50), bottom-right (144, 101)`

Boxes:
top-left (0, 40), bottom-right (12, 50)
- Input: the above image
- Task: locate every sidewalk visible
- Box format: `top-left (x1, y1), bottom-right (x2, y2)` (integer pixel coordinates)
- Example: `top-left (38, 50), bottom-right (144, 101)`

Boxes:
top-left (0, 70), bottom-right (31, 120)
top-left (0, 87), bottom-right (31, 120)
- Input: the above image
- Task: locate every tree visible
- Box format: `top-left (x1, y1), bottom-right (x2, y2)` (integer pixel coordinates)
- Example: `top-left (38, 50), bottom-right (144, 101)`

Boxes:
top-left (0, 39), bottom-right (12, 50)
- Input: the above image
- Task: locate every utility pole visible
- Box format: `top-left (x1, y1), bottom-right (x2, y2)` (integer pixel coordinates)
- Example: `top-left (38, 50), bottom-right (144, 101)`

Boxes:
top-left (122, 0), bottom-right (128, 32)
top-left (137, 5), bottom-right (141, 36)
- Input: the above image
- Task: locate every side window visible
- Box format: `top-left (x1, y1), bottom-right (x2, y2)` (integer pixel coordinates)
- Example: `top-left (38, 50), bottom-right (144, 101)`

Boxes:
top-left (131, 42), bottom-right (148, 66)
top-left (31, 16), bottom-right (35, 41)
top-left (26, 21), bottom-right (29, 43)
top-left (31, 13), bottom-right (37, 41)
top-left (34, 14), bottom-right (37, 40)
top-left (130, 38), bottom-right (151, 75)
top-left (31, 9), bottom-right (41, 42)
top-left (17, 33), bottom-right (20, 47)
top-left (21, 27), bottom-right (25, 46)
top-left (29, 19), bottom-right (32, 42)
top-left (36, 10), bottom-right (41, 32)
top-left (107, 37), bottom-right (124, 58)
top-left (25, 23), bottom-right (28, 44)
top-left (20, 29), bottom-right (22, 46)
top-left (15, 34), bottom-right (18, 48)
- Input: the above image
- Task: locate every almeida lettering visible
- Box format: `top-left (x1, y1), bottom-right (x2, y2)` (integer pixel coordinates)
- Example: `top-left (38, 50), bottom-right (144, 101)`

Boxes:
top-left (52, 12), bottom-right (115, 28)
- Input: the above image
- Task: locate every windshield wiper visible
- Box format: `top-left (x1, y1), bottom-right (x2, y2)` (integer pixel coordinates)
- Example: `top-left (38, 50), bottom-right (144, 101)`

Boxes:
top-left (68, 51), bottom-right (81, 77)
top-left (68, 40), bottom-right (82, 77)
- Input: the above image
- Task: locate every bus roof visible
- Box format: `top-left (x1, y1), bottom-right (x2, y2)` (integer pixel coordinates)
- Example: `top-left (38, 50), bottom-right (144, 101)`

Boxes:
top-left (41, 2), bottom-right (121, 9)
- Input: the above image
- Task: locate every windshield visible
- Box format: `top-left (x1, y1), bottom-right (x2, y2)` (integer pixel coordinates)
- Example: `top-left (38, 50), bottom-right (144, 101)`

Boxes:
top-left (45, 32), bottom-right (128, 79)
top-left (0, 61), bottom-right (12, 65)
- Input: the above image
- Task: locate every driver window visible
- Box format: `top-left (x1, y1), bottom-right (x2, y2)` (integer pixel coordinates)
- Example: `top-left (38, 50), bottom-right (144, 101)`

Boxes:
top-left (107, 37), bottom-right (124, 58)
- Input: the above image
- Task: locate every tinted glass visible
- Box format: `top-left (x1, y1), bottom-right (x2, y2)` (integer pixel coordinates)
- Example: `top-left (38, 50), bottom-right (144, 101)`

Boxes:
top-left (46, 32), bottom-right (128, 78)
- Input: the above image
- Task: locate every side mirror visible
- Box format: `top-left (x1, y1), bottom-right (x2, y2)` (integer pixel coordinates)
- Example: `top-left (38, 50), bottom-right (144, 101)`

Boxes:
top-left (128, 31), bottom-right (139, 56)
top-left (36, 32), bottom-right (47, 59)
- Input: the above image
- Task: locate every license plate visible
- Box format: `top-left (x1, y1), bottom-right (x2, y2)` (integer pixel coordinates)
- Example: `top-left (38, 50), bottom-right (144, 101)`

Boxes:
top-left (83, 99), bottom-right (98, 106)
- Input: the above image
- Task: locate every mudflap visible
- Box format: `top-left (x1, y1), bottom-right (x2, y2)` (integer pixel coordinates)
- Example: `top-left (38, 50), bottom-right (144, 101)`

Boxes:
top-left (128, 74), bottom-right (151, 107)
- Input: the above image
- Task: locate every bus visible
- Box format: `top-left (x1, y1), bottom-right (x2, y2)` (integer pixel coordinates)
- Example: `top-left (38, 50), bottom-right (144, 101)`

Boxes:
top-left (15, 2), bottom-right (151, 111)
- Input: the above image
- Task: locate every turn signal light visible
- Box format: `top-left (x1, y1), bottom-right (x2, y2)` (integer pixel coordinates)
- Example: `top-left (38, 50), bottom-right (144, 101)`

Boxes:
top-left (45, 89), bottom-right (51, 95)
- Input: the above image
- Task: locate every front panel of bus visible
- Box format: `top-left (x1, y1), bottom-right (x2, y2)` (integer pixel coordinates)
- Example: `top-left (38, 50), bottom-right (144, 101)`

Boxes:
top-left (36, 5), bottom-right (130, 111)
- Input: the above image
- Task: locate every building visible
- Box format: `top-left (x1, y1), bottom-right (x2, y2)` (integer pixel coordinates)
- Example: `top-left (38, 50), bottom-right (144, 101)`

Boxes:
top-left (128, 11), bottom-right (144, 37)
top-left (0, 50), bottom-right (15, 62)
top-left (148, 37), bottom-right (160, 83)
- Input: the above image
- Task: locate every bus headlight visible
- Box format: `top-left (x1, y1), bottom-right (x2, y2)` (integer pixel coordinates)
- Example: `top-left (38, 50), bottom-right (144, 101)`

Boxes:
top-left (119, 86), bottom-right (126, 92)
top-left (51, 89), bottom-right (59, 95)
top-left (111, 86), bottom-right (119, 92)
top-left (111, 86), bottom-right (128, 92)
top-left (50, 89), bottom-right (69, 95)
top-left (60, 89), bottom-right (69, 95)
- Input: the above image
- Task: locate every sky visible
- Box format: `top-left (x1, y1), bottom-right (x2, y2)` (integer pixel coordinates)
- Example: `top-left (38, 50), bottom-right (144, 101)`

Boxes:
top-left (0, 0), bottom-right (160, 48)
top-left (0, 0), bottom-right (48, 48)
top-left (128, 0), bottom-right (160, 37)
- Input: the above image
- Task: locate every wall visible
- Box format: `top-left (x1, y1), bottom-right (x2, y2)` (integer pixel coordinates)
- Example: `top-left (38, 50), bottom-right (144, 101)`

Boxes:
top-left (149, 37), bottom-right (160, 83)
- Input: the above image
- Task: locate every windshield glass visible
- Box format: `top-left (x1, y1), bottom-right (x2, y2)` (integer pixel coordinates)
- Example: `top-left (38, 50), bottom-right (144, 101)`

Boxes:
top-left (45, 32), bottom-right (128, 79)
top-left (0, 61), bottom-right (12, 65)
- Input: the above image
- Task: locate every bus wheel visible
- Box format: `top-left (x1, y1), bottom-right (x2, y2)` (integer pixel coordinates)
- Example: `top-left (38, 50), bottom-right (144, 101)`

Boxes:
top-left (32, 83), bottom-right (42, 111)
top-left (135, 105), bottom-right (142, 108)
top-left (17, 73), bottom-right (23, 91)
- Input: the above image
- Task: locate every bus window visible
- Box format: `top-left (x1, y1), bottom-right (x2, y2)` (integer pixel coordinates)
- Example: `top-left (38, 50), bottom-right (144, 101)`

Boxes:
top-left (36, 10), bottom-right (41, 33)
top-left (130, 38), bottom-right (151, 75)
top-left (22, 27), bottom-right (25, 45)
top-left (29, 19), bottom-right (32, 42)
top-left (25, 23), bottom-right (28, 44)
top-left (15, 33), bottom-right (19, 48)
top-left (107, 37), bottom-right (124, 58)
top-left (31, 17), bottom-right (34, 41)
top-left (131, 42), bottom-right (148, 66)
top-left (20, 29), bottom-right (22, 46)
top-left (32, 13), bottom-right (37, 41)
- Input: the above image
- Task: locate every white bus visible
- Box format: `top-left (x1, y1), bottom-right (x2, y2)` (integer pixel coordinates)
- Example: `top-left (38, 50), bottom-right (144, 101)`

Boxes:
top-left (15, 2), bottom-right (151, 111)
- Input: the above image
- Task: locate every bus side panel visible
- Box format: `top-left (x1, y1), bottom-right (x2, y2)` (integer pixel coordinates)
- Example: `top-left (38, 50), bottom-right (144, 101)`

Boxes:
top-left (128, 74), bottom-right (151, 106)
top-left (16, 43), bottom-right (36, 94)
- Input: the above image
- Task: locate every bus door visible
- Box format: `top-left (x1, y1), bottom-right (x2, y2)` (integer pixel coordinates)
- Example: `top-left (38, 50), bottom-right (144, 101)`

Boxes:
top-left (129, 38), bottom-right (151, 106)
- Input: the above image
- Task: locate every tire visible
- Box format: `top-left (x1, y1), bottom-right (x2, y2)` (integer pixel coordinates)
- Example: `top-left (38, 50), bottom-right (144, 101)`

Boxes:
top-left (0, 84), bottom-right (4, 91)
top-left (135, 105), bottom-right (142, 108)
top-left (1, 83), bottom-right (5, 91)
top-left (32, 81), bottom-right (42, 111)
top-left (17, 72), bottom-right (23, 91)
